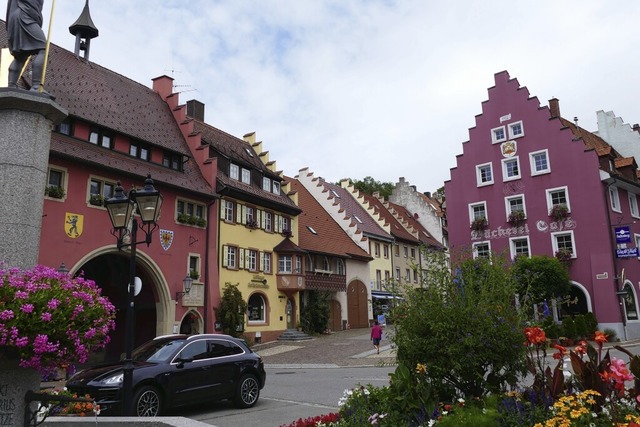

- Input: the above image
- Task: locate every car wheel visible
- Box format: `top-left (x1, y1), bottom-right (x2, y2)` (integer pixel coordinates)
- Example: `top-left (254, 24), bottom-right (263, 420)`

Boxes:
top-left (234, 374), bottom-right (260, 408)
top-left (133, 385), bottom-right (162, 416)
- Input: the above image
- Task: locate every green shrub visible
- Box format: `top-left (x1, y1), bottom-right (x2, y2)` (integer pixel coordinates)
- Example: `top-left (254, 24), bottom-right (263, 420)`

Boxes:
top-left (561, 317), bottom-right (576, 339)
top-left (604, 328), bottom-right (618, 342)
top-left (214, 283), bottom-right (247, 338)
top-left (541, 316), bottom-right (560, 339)
top-left (300, 291), bottom-right (331, 334)
top-left (583, 312), bottom-right (598, 335)
top-left (573, 314), bottom-right (587, 339)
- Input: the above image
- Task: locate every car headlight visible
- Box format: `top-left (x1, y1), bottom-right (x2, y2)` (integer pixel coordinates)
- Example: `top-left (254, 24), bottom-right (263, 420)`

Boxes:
top-left (100, 372), bottom-right (123, 386)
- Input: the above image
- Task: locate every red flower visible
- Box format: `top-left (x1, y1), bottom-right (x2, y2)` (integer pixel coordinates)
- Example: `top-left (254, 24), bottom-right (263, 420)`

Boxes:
top-left (594, 331), bottom-right (608, 344)
top-left (524, 327), bottom-right (547, 346)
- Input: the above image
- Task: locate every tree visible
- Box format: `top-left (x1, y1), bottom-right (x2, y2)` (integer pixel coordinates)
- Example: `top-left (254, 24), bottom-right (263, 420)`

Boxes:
top-left (214, 283), bottom-right (247, 338)
top-left (391, 251), bottom-right (528, 400)
top-left (511, 255), bottom-right (571, 302)
top-left (348, 176), bottom-right (394, 199)
top-left (300, 291), bottom-right (331, 333)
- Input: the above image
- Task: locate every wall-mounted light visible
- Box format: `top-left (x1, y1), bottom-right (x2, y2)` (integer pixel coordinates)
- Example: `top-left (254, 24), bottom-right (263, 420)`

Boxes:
top-left (176, 274), bottom-right (194, 303)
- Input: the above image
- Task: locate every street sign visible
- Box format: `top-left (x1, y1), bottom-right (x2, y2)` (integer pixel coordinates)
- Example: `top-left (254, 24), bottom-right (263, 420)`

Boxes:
top-left (615, 226), bottom-right (631, 243)
top-left (616, 247), bottom-right (638, 258)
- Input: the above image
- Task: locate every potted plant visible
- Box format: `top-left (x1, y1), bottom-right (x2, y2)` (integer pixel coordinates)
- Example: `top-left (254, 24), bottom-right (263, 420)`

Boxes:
top-left (177, 213), bottom-right (189, 223)
top-left (555, 248), bottom-right (573, 263)
top-left (45, 185), bottom-right (65, 199)
top-left (196, 218), bottom-right (207, 227)
top-left (470, 217), bottom-right (488, 231)
top-left (549, 203), bottom-right (569, 221)
top-left (507, 210), bottom-right (526, 225)
top-left (189, 269), bottom-right (200, 281)
top-left (0, 265), bottom-right (116, 375)
top-left (88, 194), bottom-right (104, 206)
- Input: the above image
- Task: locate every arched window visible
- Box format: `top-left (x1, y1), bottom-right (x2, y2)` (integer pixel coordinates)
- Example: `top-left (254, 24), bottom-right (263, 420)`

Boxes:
top-left (337, 259), bottom-right (345, 275)
top-left (248, 294), bottom-right (266, 322)
top-left (623, 283), bottom-right (638, 321)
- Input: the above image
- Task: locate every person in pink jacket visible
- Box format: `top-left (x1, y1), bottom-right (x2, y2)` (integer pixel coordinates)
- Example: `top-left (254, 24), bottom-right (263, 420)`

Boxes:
top-left (370, 320), bottom-right (383, 354)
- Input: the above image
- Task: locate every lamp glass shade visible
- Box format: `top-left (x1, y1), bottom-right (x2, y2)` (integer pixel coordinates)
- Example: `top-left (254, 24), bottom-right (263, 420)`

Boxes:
top-left (183, 275), bottom-right (193, 294)
top-left (105, 183), bottom-right (134, 229)
top-left (133, 174), bottom-right (163, 223)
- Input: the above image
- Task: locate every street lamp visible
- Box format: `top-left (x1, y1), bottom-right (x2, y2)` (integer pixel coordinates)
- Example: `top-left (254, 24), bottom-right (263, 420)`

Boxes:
top-left (175, 273), bottom-right (194, 303)
top-left (104, 174), bottom-right (162, 416)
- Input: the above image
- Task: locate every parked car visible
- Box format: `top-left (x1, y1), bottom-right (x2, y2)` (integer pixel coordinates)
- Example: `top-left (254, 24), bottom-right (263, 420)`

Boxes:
top-left (66, 334), bottom-right (266, 416)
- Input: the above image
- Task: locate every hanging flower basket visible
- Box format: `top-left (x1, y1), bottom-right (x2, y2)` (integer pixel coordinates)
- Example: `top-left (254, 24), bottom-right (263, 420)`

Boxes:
top-left (470, 217), bottom-right (488, 231)
top-left (549, 203), bottom-right (569, 221)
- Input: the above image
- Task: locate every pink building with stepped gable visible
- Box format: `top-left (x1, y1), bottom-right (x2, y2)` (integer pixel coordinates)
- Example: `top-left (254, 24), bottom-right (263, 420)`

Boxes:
top-left (445, 70), bottom-right (640, 340)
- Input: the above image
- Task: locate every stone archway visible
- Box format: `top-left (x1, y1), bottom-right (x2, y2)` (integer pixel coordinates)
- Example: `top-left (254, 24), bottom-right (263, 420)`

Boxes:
top-left (347, 280), bottom-right (368, 328)
top-left (180, 310), bottom-right (202, 334)
top-left (69, 247), bottom-right (170, 364)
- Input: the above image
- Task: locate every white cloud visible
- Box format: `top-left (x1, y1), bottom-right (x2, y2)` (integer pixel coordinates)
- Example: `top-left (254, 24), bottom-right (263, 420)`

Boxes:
top-left (4, 0), bottom-right (640, 192)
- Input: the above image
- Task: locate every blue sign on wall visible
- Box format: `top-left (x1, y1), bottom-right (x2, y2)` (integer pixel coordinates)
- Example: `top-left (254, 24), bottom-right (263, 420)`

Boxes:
top-left (617, 247), bottom-right (639, 258)
top-left (616, 226), bottom-right (631, 243)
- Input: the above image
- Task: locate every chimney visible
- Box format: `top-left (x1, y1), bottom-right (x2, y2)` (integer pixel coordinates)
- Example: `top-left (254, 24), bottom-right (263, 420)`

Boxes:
top-left (633, 124), bottom-right (640, 133)
top-left (186, 100), bottom-right (205, 121)
top-left (424, 192), bottom-right (431, 198)
top-left (410, 185), bottom-right (417, 191)
top-left (548, 98), bottom-right (560, 119)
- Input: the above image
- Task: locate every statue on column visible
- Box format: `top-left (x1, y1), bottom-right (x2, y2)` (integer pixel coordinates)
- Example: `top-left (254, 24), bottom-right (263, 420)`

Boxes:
top-left (5, 0), bottom-right (47, 92)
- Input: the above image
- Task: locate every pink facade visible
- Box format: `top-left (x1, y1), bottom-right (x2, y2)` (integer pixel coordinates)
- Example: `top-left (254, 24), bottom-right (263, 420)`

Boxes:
top-left (445, 71), bottom-right (640, 339)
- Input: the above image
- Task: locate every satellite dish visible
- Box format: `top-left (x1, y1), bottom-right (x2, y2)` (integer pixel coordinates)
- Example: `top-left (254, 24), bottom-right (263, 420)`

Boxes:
top-left (129, 276), bottom-right (142, 297)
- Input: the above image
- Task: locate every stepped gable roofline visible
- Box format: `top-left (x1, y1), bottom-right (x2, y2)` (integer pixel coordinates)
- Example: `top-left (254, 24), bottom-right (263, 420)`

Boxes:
top-left (387, 200), bottom-right (444, 249)
top-left (361, 193), bottom-right (419, 244)
top-left (320, 179), bottom-right (391, 241)
top-left (290, 178), bottom-right (373, 260)
top-left (50, 133), bottom-right (214, 197)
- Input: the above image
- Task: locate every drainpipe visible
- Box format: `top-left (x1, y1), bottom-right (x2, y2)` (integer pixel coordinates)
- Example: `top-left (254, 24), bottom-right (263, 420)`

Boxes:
top-left (605, 177), bottom-right (628, 340)
top-left (203, 196), bottom-right (218, 333)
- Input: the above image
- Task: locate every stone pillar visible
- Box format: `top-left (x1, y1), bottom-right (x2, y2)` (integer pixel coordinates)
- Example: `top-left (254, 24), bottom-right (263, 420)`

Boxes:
top-left (0, 356), bottom-right (40, 427)
top-left (0, 89), bottom-right (68, 270)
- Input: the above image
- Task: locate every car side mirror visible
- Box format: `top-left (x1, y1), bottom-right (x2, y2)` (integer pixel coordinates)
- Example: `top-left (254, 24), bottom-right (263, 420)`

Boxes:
top-left (176, 356), bottom-right (194, 368)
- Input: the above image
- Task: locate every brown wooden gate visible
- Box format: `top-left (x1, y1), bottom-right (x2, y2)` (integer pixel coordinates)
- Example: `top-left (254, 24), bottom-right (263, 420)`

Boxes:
top-left (347, 280), bottom-right (369, 328)
top-left (329, 300), bottom-right (342, 331)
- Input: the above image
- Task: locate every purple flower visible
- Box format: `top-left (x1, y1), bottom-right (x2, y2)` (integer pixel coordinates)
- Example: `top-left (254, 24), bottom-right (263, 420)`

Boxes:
top-left (0, 310), bottom-right (14, 320)
top-left (46, 298), bottom-right (60, 310)
top-left (15, 336), bottom-right (29, 347)
top-left (20, 304), bottom-right (34, 314)
top-left (15, 290), bottom-right (29, 299)
top-left (41, 312), bottom-right (52, 322)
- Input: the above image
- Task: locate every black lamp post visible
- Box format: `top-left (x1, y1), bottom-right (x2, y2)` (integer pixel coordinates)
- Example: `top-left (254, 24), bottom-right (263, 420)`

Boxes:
top-left (104, 174), bottom-right (162, 416)
top-left (176, 274), bottom-right (194, 303)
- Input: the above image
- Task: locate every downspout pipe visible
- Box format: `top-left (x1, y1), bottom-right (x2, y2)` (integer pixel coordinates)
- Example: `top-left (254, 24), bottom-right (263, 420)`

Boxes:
top-left (203, 196), bottom-right (217, 333)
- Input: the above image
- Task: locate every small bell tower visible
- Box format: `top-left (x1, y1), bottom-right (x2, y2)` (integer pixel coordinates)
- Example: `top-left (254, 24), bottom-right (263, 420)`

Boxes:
top-left (69, 0), bottom-right (99, 60)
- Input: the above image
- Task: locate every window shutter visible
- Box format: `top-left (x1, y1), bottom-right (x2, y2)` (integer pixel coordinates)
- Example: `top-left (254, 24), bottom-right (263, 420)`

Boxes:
top-left (222, 245), bottom-right (229, 267)
top-left (236, 203), bottom-right (242, 224)
top-left (241, 205), bottom-right (247, 224)
top-left (260, 210), bottom-right (266, 229)
top-left (275, 214), bottom-right (281, 233)
top-left (256, 209), bottom-right (262, 228)
top-left (259, 252), bottom-right (264, 271)
top-left (239, 248), bottom-right (246, 269)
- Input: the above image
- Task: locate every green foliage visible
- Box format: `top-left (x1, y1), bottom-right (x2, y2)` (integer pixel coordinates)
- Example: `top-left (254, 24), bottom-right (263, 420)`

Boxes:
top-left (573, 314), bottom-right (587, 339)
top-left (348, 176), bottom-right (394, 199)
top-left (300, 291), bottom-right (330, 334)
top-left (45, 185), bottom-right (65, 199)
top-left (541, 316), bottom-right (560, 339)
top-left (603, 328), bottom-right (618, 342)
top-left (385, 363), bottom-right (436, 424)
top-left (583, 312), bottom-right (598, 336)
top-left (392, 250), bottom-right (527, 400)
top-left (214, 283), bottom-right (247, 338)
top-left (511, 255), bottom-right (571, 301)
top-left (436, 397), bottom-right (498, 427)
top-left (561, 316), bottom-right (576, 339)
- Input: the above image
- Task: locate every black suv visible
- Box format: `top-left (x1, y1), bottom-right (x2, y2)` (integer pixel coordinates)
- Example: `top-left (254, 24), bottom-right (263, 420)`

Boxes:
top-left (66, 334), bottom-right (266, 416)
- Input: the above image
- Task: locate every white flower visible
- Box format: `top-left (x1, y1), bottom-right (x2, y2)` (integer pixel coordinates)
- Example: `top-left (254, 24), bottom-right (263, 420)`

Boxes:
top-left (457, 398), bottom-right (465, 404)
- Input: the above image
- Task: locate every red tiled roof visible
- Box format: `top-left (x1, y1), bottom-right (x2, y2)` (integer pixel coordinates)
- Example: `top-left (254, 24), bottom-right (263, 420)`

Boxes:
top-left (290, 179), bottom-right (372, 261)
top-left (360, 193), bottom-right (419, 244)
top-left (387, 201), bottom-right (444, 249)
top-left (616, 157), bottom-right (636, 168)
top-left (559, 117), bottom-right (617, 158)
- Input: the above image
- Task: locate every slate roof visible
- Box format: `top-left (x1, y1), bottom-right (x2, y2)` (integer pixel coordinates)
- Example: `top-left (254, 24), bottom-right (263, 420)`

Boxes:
top-left (320, 180), bottom-right (391, 241)
top-left (290, 179), bottom-right (372, 261)
top-left (192, 120), bottom-right (300, 213)
top-left (0, 22), bottom-right (214, 196)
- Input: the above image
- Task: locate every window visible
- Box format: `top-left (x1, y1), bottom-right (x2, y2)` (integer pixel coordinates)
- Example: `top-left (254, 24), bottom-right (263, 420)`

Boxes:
top-left (383, 245), bottom-right (389, 259)
top-left (278, 255), bottom-right (292, 273)
top-left (473, 241), bottom-right (491, 259)
top-left (129, 142), bottom-right (150, 161)
top-left (476, 163), bottom-right (494, 186)
top-left (636, 234), bottom-right (640, 260)
top-left (245, 206), bottom-right (256, 225)
top-left (162, 152), bottom-right (182, 171)
top-left (337, 259), bottom-right (345, 275)
top-left (55, 119), bottom-right (72, 135)
top-left (501, 157), bottom-right (520, 181)
top-left (295, 255), bottom-right (302, 274)
top-left (179, 340), bottom-right (208, 361)
top-left (505, 195), bottom-right (526, 220)
top-left (510, 237), bottom-right (530, 258)
top-left (177, 199), bottom-right (206, 225)
top-left (508, 120), bottom-right (524, 139)
top-left (48, 169), bottom-right (63, 187)
top-left (403, 246), bottom-right (408, 258)
top-left (374, 243), bottom-right (380, 257)
top-left (246, 249), bottom-right (258, 272)
top-left (46, 167), bottom-right (66, 199)
top-left (546, 187), bottom-right (570, 212)
top-left (261, 252), bottom-right (272, 273)
top-left (241, 168), bottom-right (251, 184)
top-left (262, 177), bottom-right (271, 192)
top-left (248, 294), bottom-right (265, 322)
top-left (272, 181), bottom-right (281, 195)
top-left (395, 268), bottom-right (401, 280)
top-left (405, 268), bottom-right (411, 281)
top-left (413, 269), bottom-right (418, 283)
top-left (491, 126), bottom-right (506, 144)
top-left (88, 178), bottom-right (115, 206)
top-left (609, 186), bottom-right (621, 213)
top-left (376, 270), bottom-right (382, 289)
top-left (410, 248), bottom-right (416, 259)
top-left (630, 194), bottom-right (640, 218)
top-left (469, 202), bottom-right (488, 222)
top-left (623, 283), bottom-right (638, 321)
top-left (385, 271), bottom-right (391, 285)
top-left (264, 211), bottom-right (272, 232)
top-left (552, 231), bottom-right (576, 258)
top-left (223, 200), bottom-right (235, 222)
top-left (88, 129), bottom-right (113, 149)
top-left (230, 164), bottom-right (239, 180)
top-left (189, 255), bottom-right (200, 280)
top-left (223, 246), bottom-right (237, 269)
top-left (530, 150), bottom-right (550, 175)
top-left (394, 245), bottom-right (400, 257)
top-left (282, 216), bottom-right (291, 233)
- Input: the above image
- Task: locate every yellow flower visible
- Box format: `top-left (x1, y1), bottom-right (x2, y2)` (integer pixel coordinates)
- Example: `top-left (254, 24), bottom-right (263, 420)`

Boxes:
top-left (415, 363), bottom-right (427, 375)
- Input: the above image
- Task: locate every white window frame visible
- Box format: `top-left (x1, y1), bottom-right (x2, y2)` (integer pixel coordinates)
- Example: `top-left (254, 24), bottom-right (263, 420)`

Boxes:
top-left (530, 149), bottom-right (550, 176)
top-left (247, 249), bottom-right (258, 272)
top-left (635, 234), bottom-right (640, 260)
top-left (509, 236), bottom-right (531, 259)
top-left (508, 120), bottom-right (524, 139)
top-left (224, 245), bottom-right (237, 269)
top-left (46, 166), bottom-right (68, 201)
top-left (546, 186), bottom-right (570, 213)
top-left (262, 177), bottom-right (271, 192)
top-left (501, 156), bottom-right (521, 182)
top-left (261, 252), bottom-right (272, 274)
top-left (476, 162), bottom-right (494, 186)
top-left (278, 255), bottom-right (292, 273)
top-left (609, 186), bottom-right (621, 213)
top-left (552, 230), bottom-right (576, 259)
top-left (395, 267), bottom-right (401, 280)
top-left (188, 254), bottom-right (201, 281)
top-left (241, 168), bottom-right (251, 184)
top-left (472, 241), bottom-right (491, 259)
top-left (630, 194), bottom-right (640, 218)
top-left (491, 126), bottom-right (506, 144)
top-left (469, 201), bottom-right (488, 223)
top-left (264, 211), bottom-right (272, 232)
top-left (337, 259), bottom-right (345, 275)
top-left (505, 195), bottom-right (526, 218)
top-left (272, 181), bottom-right (281, 195)
top-left (230, 163), bottom-right (239, 180)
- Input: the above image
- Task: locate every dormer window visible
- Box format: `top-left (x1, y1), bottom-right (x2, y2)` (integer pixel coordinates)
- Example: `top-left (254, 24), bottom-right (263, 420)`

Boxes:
top-left (241, 168), bottom-right (251, 184)
top-left (55, 118), bottom-right (73, 136)
top-left (263, 177), bottom-right (271, 191)
top-left (130, 141), bottom-right (151, 161)
top-left (272, 181), bottom-right (281, 195)
top-left (163, 152), bottom-right (183, 171)
top-left (230, 163), bottom-right (239, 180)
top-left (244, 147), bottom-right (254, 157)
top-left (89, 128), bottom-right (113, 149)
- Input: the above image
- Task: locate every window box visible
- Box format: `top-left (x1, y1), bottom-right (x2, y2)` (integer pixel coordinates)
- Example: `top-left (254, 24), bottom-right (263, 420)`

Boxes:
top-left (189, 269), bottom-right (200, 281)
top-left (178, 214), bottom-right (206, 227)
top-left (45, 186), bottom-right (65, 199)
top-left (282, 230), bottom-right (293, 238)
top-left (470, 217), bottom-right (488, 231)
top-left (508, 210), bottom-right (526, 225)
top-left (555, 248), bottom-right (573, 263)
top-left (549, 203), bottom-right (569, 221)
top-left (89, 194), bottom-right (104, 206)
top-left (246, 220), bottom-right (258, 229)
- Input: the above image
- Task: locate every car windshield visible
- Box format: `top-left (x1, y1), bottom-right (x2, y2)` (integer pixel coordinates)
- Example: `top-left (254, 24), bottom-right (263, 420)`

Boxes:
top-left (132, 338), bottom-right (186, 362)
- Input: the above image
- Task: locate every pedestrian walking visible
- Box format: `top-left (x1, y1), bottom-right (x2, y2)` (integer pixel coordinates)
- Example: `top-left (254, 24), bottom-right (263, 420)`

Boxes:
top-left (371, 320), bottom-right (383, 354)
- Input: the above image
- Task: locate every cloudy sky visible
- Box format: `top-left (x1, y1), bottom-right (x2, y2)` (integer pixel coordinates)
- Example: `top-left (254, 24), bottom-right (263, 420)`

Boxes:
top-left (4, 1), bottom-right (639, 193)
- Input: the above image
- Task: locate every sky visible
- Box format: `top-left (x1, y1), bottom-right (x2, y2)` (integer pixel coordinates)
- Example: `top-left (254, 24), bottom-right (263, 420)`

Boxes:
top-left (3, 1), bottom-right (639, 193)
